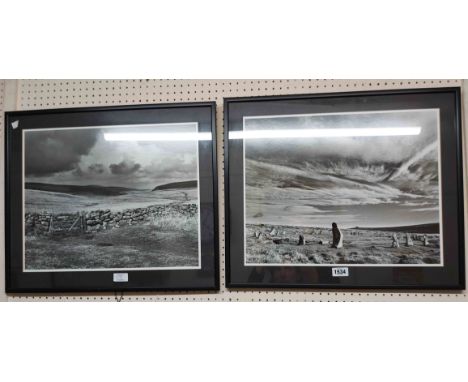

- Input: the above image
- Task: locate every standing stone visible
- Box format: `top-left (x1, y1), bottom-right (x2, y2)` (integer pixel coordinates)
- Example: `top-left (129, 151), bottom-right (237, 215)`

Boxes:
top-left (423, 235), bottom-right (429, 246)
top-left (392, 233), bottom-right (400, 248)
top-left (298, 234), bottom-right (305, 246)
top-left (48, 216), bottom-right (53, 233)
top-left (405, 233), bottom-right (414, 247)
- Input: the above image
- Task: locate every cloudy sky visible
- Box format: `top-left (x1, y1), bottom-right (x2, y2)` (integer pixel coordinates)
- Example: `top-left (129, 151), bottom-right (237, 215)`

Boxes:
top-left (244, 109), bottom-right (441, 228)
top-left (244, 109), bottom-right (438, 164)
top-left (24, 123), bottom-right (198, 189)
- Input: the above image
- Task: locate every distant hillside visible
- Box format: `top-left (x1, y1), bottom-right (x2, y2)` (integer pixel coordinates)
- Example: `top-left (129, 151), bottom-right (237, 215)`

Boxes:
top-left (354, 223), bottom-right (439, 234)
top-left (152, 180), bottom-right (197, 191)
top-left (25, 182), bottom-right (136, 196)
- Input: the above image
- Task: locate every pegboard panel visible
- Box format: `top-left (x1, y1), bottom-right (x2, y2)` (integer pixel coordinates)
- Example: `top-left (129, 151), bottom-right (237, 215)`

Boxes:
top-left (0, 80), bottom-right (6, 301)
top-left (0, 80), bottom-right (4, 113)
top-left (2, 79), bottom-right (467, 302)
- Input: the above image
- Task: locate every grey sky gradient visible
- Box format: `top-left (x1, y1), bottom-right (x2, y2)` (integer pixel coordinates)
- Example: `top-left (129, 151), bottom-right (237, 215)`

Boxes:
top-left (24, 123), bottom-right (199, 189)
top-left (245, 110), bottom-right (438, 164)
top-left (244, 109), bottom-right (441, 228)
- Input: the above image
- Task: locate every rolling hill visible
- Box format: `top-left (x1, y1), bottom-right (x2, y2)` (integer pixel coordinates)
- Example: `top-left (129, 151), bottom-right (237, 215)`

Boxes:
top-left (25, 182), bottom-right (137, 196)
top-left (152, 180), bottom-right (197, 191)
top-left (244, 140), bottom-right (440, 228)
top-left (353, 222), bottom-right (439, 234)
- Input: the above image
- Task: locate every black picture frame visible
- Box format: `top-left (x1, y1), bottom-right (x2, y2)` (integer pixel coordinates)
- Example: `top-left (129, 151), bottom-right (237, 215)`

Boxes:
top-left (224, 88), bottom-right (465, 290)
top-left (5, 102), bottom-right (219, 293)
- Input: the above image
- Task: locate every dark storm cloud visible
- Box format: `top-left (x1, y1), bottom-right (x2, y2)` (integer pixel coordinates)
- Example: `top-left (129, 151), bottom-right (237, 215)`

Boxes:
top-left (25, 129), bottom-right (99, 177)
top-left (88, 163), bottom-right (105, 174)
top-left (72, 166), bottom-right (84, 177)
top-left (109, 159), bottom-right (141, 175)
top-left (142, 155), bottom-right (197, 180)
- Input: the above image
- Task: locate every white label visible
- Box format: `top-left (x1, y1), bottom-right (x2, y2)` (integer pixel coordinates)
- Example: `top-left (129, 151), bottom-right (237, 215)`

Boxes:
top-left (332, 267), bottom-right (349, 277)
top-left (113, 273), bottom-right (128, 282)
top-left (11, 120), bottom-right (19, 129)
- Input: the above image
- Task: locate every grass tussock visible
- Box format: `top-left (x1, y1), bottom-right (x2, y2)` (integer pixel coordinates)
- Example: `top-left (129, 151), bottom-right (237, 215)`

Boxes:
top-left (150, 214), bottom-right (197, 232)
top-left (25, 203), bottom-right (199, 270)
top-left (246, 223), bottom-right (441, 265)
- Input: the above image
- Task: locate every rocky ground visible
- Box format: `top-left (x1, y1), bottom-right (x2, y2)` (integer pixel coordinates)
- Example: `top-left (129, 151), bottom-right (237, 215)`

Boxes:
top-left (24, 203), bottom-right (199, 270)
top-left (246, 223), bottom-right (441, 265)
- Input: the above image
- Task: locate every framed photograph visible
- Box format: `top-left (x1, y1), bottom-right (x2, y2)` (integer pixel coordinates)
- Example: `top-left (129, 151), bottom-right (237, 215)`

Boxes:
top-left (5, 102), bottom-right (218, 292)
top-left (225, 88), bottom-right (465, 289)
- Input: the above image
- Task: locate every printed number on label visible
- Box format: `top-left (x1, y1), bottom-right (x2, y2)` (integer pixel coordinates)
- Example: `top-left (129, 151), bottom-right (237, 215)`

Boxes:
top-left (332, 267), bottom-right (349, 277)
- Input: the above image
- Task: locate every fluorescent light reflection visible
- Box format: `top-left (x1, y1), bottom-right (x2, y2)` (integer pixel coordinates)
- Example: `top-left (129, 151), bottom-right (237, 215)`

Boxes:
top-left (229, 127), bottom-right (421, 140)
top-left (104, 132), bottom-right (212, 141)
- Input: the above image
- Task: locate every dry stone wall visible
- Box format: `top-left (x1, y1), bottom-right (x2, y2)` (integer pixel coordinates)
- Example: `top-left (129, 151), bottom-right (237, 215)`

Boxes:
top-left (25, 203), bottom-right (198, 235)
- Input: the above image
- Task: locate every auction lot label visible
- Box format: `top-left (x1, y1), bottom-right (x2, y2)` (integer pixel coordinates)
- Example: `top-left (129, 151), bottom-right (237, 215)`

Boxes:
top-left (332, 267), bottom-right (349, 277)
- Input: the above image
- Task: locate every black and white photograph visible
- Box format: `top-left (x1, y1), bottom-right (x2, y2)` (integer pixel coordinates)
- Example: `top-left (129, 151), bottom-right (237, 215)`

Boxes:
top-left (242, 109), bottom-right (442, 266)
top-left (6, 102), bottom-right (218, 292)
top-left (226, 89), bottom-right (464, 289)
top-left (23, 122), bottom-right (201, 271)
